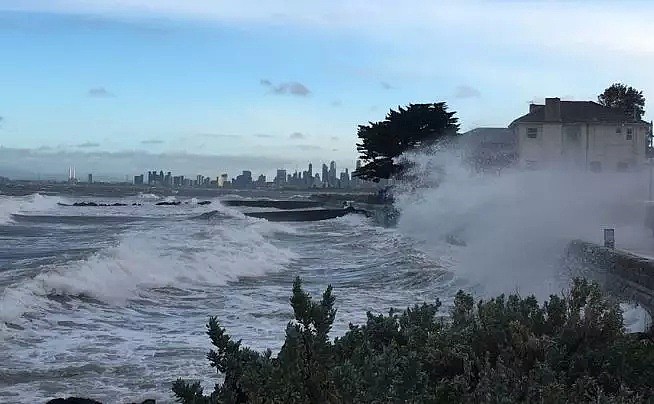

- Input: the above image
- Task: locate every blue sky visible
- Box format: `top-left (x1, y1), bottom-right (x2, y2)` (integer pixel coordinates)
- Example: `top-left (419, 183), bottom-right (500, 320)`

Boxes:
top-left (1, 0), bottom-right (654, 179)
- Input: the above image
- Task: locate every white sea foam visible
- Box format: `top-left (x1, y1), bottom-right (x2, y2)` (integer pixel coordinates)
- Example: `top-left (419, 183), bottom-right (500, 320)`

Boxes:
top-left (621, 302), bottom-right (652, 333)
top-left (395, 150), bottom-right (650, 300)
top-left (0, 214), bottom-right (297, 323)
top-left (0, 193), bottom-right (65, 224)
top-left (137, 193), bottom-right (161, 200)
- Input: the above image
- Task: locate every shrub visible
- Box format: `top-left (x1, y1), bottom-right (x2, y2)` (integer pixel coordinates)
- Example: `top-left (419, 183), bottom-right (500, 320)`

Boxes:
top-left (173, 278), bottom-right (654, 403)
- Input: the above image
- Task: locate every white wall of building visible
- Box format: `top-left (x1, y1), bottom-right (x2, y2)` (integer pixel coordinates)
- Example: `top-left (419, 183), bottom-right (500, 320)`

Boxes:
top-left (517, 122), bottom-right (648, 171)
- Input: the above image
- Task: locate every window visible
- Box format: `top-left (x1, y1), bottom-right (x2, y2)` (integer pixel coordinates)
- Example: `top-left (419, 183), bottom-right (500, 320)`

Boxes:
top-left (525, 160), bottom-right (537, 169)
top-left (626, 127), bottom-right (633, 140)
top-left (626, 134), bottom-right (633, 140)
top-left (616, 127), bottom-right (622, 134)
top-left (526, 127), bottom-right (538, 139)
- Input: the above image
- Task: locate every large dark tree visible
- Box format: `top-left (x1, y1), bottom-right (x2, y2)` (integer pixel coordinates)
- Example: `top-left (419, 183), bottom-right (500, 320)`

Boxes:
top-left (354, 103), bottom-right (459, 182)
top-left (598, 83), bottom-right (645, 121)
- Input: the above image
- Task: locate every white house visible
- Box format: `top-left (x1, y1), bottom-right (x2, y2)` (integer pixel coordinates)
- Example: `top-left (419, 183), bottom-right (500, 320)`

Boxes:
top-left (509, 98), bottom-right (651, 171)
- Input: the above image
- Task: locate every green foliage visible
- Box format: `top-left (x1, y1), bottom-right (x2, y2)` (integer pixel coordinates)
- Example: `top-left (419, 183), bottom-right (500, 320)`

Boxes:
top-left (174, 277), bottom-right (654, 403)
top-left (354, 103), bottom-right (459, 182)
top-left (598, 83), bottom-right (646, 121)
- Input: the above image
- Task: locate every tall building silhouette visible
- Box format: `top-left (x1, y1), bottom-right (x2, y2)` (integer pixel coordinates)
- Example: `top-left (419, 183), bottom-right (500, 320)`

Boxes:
top-left (321, 164), bottom-right (329, 187)
top-left (329, 161), bottom-right (336, 187)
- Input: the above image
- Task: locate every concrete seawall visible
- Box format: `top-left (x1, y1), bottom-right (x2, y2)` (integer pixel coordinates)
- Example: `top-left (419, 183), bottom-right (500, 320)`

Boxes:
top-left (565, 240), bottom-right (654, 315)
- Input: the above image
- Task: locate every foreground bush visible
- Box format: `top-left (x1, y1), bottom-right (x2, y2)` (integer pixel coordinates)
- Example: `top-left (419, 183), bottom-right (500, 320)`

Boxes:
top-left (173, 278), bottom-right (654, 403)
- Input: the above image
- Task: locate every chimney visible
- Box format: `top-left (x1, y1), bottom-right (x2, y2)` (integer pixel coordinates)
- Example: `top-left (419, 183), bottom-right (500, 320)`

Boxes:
top-left (544, 97), bottom-right (561, 121)
top-left (529, 103), bottom-right (542, 114)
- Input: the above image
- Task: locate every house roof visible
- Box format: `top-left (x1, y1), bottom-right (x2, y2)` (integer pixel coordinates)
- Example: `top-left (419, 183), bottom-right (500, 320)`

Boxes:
top-left (461, 127), bottom-right (515, 142)
top-left (459, 127), bottom-right (516, 148)
top-left (510, 101), bottom-right (649, 126)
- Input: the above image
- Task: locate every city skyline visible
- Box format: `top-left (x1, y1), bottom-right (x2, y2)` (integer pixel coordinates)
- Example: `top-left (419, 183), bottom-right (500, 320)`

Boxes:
top-left (2, 2), bottom-right (654, 179)
top-left (58, 159), bottom-right (362, 188)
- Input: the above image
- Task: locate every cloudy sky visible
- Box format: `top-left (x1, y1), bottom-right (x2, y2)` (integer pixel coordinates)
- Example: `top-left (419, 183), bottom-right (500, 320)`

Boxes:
top-left (1, 0), bottom-right (653, 179)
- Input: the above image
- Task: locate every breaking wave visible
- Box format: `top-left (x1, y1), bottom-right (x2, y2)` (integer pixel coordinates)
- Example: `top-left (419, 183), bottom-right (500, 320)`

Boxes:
top-left (395, 151), bottom-right (649, 300)
top-left (0, 193), bottom-right (65, 224)
top-left (0, 211), bottom-right (297, 324)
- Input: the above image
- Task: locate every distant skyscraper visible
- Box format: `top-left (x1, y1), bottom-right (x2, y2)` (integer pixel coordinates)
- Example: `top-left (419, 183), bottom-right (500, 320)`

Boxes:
top-left (306, 163), bottom-right (314, 187)
top-left (321, 164), bottom-right (328, 187)
top-left (340, 168), bottom-right (350, 188)
top-left (275, 169), bottom-right (287, 186)
top-left (234, 170), bottom-right (253, 188)
top-left (329, 161), bottom-right (337, 187)
top-left (134, 174), bottom-right (144, 185)
top-left (87, 174), bottom-right (93, 184)
top-left (218, 173), bottom-right (228, 187)
top-left (353, 160), bottom-right (363, 187)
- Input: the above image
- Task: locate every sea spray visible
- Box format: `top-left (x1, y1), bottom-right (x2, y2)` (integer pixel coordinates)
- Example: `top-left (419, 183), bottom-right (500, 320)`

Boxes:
top-left (394, 150), bottom-right (650, 300)
top-left (0, 193), bottom-right (65, 224)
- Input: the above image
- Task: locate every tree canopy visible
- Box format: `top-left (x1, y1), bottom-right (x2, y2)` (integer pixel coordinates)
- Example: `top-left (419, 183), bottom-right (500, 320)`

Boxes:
top-left (598, 83), bottom-right (645, 121)
top-left (354, 103), bottom-right (459, 182)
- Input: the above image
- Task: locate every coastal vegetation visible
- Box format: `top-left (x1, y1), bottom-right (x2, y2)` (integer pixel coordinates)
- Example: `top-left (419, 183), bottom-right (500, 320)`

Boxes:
top-left (353, 103), bottom-right (460, 182)
top-left (173, 277), bottom-right (654, 403)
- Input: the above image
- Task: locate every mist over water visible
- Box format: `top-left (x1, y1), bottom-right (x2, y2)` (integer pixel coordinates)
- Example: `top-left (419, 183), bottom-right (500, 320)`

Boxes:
top-left (395, 150), bottom-right (650, 299)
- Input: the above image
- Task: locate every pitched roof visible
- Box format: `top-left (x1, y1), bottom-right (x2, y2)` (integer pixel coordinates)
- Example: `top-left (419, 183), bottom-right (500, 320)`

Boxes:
top-left (459, 127), bottom-right (516, 147)
top-left (511, 101), bottom-right (648, 125)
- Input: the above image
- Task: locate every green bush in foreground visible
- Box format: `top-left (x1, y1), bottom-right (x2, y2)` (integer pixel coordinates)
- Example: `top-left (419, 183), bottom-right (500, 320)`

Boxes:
top-left (173, 278), bottom-right (654, 403)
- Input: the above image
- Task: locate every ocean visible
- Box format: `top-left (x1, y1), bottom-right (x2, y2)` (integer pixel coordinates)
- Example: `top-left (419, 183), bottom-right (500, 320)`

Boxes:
top-left (1, 162), bottom-right (652, 402)
top-left (0, 192), bottom-right (463, 402)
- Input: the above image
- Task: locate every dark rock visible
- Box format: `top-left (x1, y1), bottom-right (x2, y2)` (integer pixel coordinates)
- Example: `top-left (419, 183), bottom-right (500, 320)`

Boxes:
top-left (155, 201), bottom-right (181, 206)
top-left (46, 398), bottom-right (156, 404)
top-left (244, 208), bottom-right (367, 222)
top-left (72, 202), bottom-right (98, 207)
top-left (197, 200), bottom-right (212, 205)
top-left (223, 199), bottom-right (323, 209)
top-left (46, 398), bottom-right (102, 404)
top-left (4, 321), bottom-right (24, 330)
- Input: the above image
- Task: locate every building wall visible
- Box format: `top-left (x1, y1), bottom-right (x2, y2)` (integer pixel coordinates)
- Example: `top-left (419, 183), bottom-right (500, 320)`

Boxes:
top-left (586, 123), bottom-right (648, 171)
top-left (517, 123), bottom-right (563, 168)
top-left (517, 122), bottom-right (648, 171)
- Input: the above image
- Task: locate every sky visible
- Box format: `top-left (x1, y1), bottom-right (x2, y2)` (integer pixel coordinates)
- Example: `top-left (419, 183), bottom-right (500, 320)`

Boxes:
top-left (1, 0), bottom-right (654, 180)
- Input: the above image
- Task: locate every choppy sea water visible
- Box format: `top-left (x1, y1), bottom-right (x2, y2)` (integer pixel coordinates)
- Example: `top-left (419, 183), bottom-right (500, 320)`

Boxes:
top-left (0, 193), bottom-right (463, 403)
top-left (0, 183), bottom-right (650, 403)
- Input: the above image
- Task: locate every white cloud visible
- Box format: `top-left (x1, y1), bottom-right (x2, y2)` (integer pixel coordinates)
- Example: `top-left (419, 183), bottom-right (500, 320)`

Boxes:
top-left (261, 79), bottom-right (311, 96)
top-left (87, 87), bottom-right (115, 98)
top-left (454, 85), bottom-right (480, 99)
